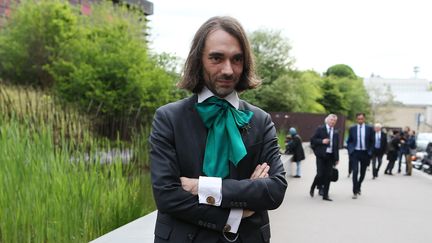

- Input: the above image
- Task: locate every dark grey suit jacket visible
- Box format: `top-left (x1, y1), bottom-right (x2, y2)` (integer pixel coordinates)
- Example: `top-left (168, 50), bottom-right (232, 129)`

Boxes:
top-left (310, 125), bottom-right (339, 161)
top-left (149, 95), bottom-right (287, 243)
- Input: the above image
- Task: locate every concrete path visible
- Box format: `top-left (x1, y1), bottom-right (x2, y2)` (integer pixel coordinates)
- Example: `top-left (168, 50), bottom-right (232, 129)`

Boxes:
top-left (270, 146), bottom-right (432, 243)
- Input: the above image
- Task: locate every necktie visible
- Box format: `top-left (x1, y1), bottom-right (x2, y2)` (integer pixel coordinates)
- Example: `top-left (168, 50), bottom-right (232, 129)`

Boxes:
top-left (376, 133), bottom-right (381, 149)
top-left (195, 96), bottom-right (254, 178)
top-left (329, 128), bottom-right (333, 149)
top-left (359, 125), bottom-right (363, 150)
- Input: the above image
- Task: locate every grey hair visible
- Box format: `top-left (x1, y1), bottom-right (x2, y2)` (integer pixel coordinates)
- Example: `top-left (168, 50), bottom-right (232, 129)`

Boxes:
top-left (374, 123), bottom-right (382, 128)
top-left (324, 114), bottom-right (338, 123)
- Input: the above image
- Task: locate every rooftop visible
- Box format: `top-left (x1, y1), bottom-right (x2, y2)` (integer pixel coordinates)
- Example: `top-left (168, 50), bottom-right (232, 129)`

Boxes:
top-left (364, 77), bottom-right (432, 106)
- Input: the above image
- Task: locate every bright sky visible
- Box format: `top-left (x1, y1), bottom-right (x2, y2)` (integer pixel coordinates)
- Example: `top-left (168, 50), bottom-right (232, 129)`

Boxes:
top-left (148, 0), bottom-right (432, 81)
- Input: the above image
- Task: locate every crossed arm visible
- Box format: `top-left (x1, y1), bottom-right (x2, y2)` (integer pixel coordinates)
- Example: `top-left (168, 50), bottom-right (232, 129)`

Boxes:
top-left (150, 107), bottom-right (287, 232)
top-left (180, 162), bottom-right (270, 218)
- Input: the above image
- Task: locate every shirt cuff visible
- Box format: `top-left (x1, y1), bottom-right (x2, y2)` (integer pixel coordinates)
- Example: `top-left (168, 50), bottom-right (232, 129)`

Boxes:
top-left (198, 176), bottom-right (222, 206)
top-left (226, 209), bottom-right (242, 233)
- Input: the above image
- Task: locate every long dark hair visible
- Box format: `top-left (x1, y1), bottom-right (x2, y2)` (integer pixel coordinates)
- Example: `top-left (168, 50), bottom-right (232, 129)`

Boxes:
top-left (177, 16), bottom-right (261, 93)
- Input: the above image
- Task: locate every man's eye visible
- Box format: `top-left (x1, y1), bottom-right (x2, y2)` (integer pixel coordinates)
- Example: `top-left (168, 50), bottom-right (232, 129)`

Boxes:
top-left (233, 57), bottom-right (243, 63)
top-left (209, 56), bottom-right (221, 62)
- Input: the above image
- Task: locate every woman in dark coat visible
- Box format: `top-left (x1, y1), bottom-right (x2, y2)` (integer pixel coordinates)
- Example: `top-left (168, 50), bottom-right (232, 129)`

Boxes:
top-left (385, 130), bottom-right (401, 175)
top-left (285, 127), bottom-right (306, 178)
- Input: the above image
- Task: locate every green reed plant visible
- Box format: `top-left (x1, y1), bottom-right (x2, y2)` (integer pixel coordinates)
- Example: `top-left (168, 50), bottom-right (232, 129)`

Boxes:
top-left (0, 113), bottom-right (155, 243)
top-left (0, 85), bottom-right (155, 242)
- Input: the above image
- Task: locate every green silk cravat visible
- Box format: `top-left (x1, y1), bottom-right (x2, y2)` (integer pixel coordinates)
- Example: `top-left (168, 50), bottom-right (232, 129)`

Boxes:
top-left (195, 96), bottom-right (254, 178)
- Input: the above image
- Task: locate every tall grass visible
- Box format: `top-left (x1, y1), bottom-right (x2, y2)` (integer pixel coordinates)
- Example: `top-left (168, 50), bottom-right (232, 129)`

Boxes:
top-left (0, 85), bottom-right (155, 242)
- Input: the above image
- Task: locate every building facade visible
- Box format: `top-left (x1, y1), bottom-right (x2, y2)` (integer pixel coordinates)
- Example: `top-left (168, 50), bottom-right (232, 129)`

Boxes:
top-left (364, 77), bottom-right (432, 132)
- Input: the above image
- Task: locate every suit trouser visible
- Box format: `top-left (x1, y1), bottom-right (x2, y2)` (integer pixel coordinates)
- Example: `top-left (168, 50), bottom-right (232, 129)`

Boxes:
top-left (350, 150), bottom-right (370, 194)
top-left (385, 159), bottom-right (396, 173)
top-left (311, 154), bottom-right (333, 197)
top-left (371, 152), bottom-right (384, 177)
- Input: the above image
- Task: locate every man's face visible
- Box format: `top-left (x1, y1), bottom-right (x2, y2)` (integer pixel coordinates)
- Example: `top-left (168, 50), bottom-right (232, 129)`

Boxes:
top-left (327, 117), bottom-right (337, 127)
top-left (356, 115), bottom-right (365, 125)
top-left (202, 29), bottom-right (244, 97)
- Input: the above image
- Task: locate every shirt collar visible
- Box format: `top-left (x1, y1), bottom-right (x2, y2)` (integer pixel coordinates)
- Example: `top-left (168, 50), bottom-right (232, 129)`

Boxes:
top-left (197, 86), bottom-right (239, 109)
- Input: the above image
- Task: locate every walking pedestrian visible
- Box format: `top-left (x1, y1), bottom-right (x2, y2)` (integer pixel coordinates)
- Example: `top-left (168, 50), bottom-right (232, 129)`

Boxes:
top-left (347, 112), bottom-right (374, 199)
top-left (285, 127), bottom-right (305, 178)
top-left (371, 123), bottom-right (387, 179)
top-left (309, 114), bottom-right (339, 201)
top-left (385, 130), bottom-right (401, 175)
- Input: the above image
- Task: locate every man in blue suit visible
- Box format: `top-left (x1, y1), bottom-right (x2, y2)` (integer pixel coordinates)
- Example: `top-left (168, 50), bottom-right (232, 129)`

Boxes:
top-left (346, 113), bottom-right (374, 199)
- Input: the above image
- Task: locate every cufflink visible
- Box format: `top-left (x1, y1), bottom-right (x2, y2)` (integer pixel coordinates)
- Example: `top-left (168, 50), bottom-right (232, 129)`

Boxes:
top-left (206, 196), bottom-right (215, 205)
top-left (223, 224), bottom-right (231, 232)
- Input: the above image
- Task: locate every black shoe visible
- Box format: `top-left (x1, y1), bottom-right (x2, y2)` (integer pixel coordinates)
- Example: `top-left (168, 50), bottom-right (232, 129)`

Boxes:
top-left (309, 188), bottom-right (314, 197)
top-left (358, 190), bottom-right (361, 195)
top-left (293, 175), bottom-right (301, 178)
top-left (352, 193), bottom-right (358, 199)
top-left (398, 170), bottom-right (401, 173)
top-left (372, 176), bottom-right (376, 179)
top-left (323, 196), bottom-right (333, 201)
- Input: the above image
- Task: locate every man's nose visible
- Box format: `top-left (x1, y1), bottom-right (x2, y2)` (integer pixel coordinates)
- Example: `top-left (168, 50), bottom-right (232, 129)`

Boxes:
top-left (221, 60), bottom-right (234, 75)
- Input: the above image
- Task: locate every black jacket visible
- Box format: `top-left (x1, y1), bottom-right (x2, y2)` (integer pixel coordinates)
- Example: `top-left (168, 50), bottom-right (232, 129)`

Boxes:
top-left (310, 125), bottom-right (339, 162)
top-left (150, 95), bottom-right (287, 243)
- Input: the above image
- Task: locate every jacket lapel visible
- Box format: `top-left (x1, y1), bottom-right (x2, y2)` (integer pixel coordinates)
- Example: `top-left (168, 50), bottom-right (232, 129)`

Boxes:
top-left (187, 95), bottom-right (207, 173)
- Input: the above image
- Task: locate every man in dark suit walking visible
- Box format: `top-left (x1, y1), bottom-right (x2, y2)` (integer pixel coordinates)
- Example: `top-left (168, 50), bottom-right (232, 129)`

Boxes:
top-left (149, 16), bottom-right (287, 243)
top-left (371, 123), bottom-right (387, 179)
top-left (309, 114), bottom-right (339, 201)
top-left (347, 112), bottom-right (374, 199)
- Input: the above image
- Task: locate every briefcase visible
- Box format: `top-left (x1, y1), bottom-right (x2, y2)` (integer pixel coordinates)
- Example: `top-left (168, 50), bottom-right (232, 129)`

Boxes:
top-left (330, 167), bottom-right (339, 182)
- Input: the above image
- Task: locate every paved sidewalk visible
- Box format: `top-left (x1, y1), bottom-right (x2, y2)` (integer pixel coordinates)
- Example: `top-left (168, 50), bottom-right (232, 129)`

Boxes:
top-left (270, 147), bottom-right (432, 243)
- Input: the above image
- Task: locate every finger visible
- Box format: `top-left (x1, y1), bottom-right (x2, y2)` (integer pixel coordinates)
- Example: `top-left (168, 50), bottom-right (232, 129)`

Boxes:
top-left (256, 163), bottom-right (268, 178)
top-left (260, 165), bottom-right (270, 178)
top-left (250, 164), bottom-right (262, 179)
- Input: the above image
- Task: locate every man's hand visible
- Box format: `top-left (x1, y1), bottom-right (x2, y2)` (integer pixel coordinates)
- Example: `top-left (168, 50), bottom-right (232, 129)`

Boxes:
top-left (180, 177), bottom-right (198, 195)
top-left (250, 162), bottom-right (270, 179)
top-left (322, 138), bottom-right (330, 144)
top-left (243, 163), bottom-right (270, 219)
top-left (335, 160), bottom-right (339, 165)
top-left (242, 209), bottom-right (255, 218)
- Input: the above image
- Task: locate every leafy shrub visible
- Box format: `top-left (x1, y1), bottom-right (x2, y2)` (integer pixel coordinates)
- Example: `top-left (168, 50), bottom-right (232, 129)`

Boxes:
top-left (48, 2), bottom-right (174, 137)
top-left (0, 0), bottom-right (78, 88)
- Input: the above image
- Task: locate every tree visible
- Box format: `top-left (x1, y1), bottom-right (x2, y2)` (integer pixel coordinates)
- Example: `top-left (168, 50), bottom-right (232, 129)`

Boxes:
top-left (325, 64), bottom-right (356, 79)
top-left (318, 78), bottom-right (348, 115)
top-left (47, 2), bottom-right (176, 137)
top-left (0, 0), bottom-right (78, 88)
top-left (249, 29), bottom-right (294, 84)
top-left (319, 64), bottom-right (371, 120)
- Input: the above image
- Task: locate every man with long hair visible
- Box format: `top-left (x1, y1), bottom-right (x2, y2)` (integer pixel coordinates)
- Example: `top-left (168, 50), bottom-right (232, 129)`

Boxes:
top-left (149, 16), bottom-right (287, 243)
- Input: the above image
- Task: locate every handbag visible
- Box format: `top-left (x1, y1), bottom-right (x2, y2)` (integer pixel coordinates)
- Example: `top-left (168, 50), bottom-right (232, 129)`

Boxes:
top-left (330, 167), bottom-right (339, 182)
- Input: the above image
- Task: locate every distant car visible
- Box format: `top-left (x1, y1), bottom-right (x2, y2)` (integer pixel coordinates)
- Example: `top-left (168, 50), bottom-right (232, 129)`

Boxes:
top-left (413, 133), bottom-right (432, 170)
top-left (416, 133), bottom-right (432, 152)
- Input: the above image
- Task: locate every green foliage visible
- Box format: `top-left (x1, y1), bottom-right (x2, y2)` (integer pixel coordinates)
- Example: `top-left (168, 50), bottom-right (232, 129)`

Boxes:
top-left (318, 78), bottom-right (348, 115)
top-left (325, 64), bottom-right (356, 79)
top-left (0, 85), bottom-right (155, 242)
top-left (242, 70), bottom-right (325, 113)
top-left (292, 70), bottom-right (325, 113)
top-left (249, 29), bottom-right (294, 84)
top-left (151, 52), bottom-right (189, 100)
top-left (48, 2), bottom-right (174, 131)
top-left (0, 0), bottom-right (78, 88)
top-left (318, 65), bottom-right (371, 120)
